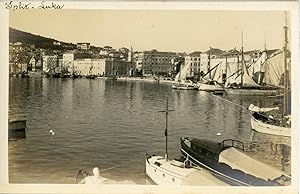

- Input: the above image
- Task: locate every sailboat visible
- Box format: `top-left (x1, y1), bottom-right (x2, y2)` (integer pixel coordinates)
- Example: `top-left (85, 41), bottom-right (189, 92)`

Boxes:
top-left (145, 98), bottom-right (227, 186)
top-left (225, 34), bottom-right (280, 96)
top-left (172, 61), bottom-right (198, 90)
top-left (249, 26), bottom-right (291, 137)
top-left (197, 47), bottom-right (225, 92)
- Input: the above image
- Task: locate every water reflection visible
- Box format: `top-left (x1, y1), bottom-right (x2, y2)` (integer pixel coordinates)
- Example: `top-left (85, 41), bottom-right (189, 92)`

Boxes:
top-left (8, 78), bottom-right (291, 183)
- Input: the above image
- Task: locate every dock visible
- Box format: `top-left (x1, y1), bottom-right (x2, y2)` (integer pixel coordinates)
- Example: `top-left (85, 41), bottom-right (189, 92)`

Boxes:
top-left (8, 115), bottom-right (27, 139)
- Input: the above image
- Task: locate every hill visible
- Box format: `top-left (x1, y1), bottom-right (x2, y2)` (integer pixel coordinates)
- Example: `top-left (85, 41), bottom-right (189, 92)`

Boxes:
top-left (9, 28), bottom-right (76, 50)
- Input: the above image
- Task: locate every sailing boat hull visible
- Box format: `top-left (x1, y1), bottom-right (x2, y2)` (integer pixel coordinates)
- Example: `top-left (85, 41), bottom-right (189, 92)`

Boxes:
top-left (250, 115), bottom-right (291, 137)
top-left (198, 83), bottom-right (224, 92)
top-left (225, 88), bottom-right (279, 96)
top-left (145, 155), bottom-right (228, 186)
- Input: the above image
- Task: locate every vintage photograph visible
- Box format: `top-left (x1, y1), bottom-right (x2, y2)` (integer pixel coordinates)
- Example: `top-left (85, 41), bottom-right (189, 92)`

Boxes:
top-left (7, 7), bottom-right (293, 187)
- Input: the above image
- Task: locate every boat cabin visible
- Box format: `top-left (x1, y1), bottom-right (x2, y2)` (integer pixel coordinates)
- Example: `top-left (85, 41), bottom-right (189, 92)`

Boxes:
top-left (187, 138), bottom-right (244, 161)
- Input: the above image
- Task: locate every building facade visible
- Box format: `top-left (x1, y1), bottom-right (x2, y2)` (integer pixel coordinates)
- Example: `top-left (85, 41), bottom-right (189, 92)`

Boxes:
top-left (62, 53), bottom-right (75, 74)
top-left (184, 51), bottom-right (202, 78)
top-left (135, 50), bottom-right (178, 77)
top-left (42, 55), bottom-right (59, 74)
top-left (77, 43), bottom-right (90, 51)
top-left (105, 58), bottom-right (131, 77)
top-left (73, 58), bottom-right (106, 76)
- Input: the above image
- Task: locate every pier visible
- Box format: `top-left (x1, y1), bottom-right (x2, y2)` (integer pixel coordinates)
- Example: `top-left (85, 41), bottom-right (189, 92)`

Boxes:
top-left (8, 114), bottom-right (27, 139)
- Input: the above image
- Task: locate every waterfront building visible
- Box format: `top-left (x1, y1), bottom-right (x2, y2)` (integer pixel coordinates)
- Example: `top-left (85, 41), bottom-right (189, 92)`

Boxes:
top-left (73, 58), bottom-right (106, 76)
top-left (42, 55), bottom-right (59, 74)
top-left (29, 56), bottom-right (37, 71)
top-left (73, 59), bottom-right (91, 76)
top-left (135, 50), bottom-right (178, 77)
top-left (105, 58), bottom-right (131, 77)
top-left (62, 53), bottom-right (75, 75)
top-left (9, 63), bottom-right (27, 74)
top-left (200, 48), bottom-right (225, 77)
top-left (184, 51), bottom-right (202, 79)
top-left (91, 59), bottom-right (106, 76)
top-left (77, 43), bottom-right (90, 51)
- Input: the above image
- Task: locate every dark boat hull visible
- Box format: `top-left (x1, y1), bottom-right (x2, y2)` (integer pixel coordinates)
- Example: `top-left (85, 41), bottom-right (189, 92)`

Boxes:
top-left (180, 139), bottom-right (279, 186)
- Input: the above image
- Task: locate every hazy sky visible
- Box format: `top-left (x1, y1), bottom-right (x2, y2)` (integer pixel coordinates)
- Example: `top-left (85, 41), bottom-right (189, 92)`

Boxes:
top-left (9, 10), bottom-right (290, 53)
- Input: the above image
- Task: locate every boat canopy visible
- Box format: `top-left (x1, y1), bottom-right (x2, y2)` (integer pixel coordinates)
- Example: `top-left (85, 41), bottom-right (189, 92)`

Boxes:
top-left (248, 104), bottom-right (279, 113)
top-left (219, 147), bottom-right (288, 181)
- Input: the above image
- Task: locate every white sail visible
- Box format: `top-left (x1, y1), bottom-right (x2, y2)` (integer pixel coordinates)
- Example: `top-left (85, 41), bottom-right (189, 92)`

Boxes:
top-left (175, 62), bottom-right (190, 82)
top-left (242, 62), bottom-right (263, 87)
top-left (251, 52), bottom-right (267, 75)
top-left (224, 62), bottom-right (240, 86)
top-left (225, 60), bottom-right (261, 88)
top-left (263, 52), bottom-right (284, 87)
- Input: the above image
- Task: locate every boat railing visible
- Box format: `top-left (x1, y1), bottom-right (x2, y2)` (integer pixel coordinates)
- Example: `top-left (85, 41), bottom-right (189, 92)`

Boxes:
top-left (218, 139), bottom-right (244, 152)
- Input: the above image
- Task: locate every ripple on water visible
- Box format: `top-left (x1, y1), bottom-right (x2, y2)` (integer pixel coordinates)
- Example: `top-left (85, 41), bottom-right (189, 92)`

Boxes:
top-left (8, 78), bottom-right (291, 183)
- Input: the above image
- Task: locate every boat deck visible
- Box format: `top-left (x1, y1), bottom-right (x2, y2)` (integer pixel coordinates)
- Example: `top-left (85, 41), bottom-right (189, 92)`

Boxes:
top-left (219, 147), bottom-right (287, 181)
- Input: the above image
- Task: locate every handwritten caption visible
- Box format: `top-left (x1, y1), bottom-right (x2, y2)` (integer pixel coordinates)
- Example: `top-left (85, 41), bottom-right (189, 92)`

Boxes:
top-left (5, 1), bottom-right (64, 10)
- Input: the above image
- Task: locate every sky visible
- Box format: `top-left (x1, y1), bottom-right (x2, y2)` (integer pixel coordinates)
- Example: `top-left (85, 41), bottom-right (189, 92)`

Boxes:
top-left (9, 10), bottom-right (290, 53)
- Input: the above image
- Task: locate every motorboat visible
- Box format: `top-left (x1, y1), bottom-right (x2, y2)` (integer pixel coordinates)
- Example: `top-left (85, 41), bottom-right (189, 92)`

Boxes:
top-left (145, 97), bottom-right (227, 185)
top-left (146, 154), bottom-right (228, 186)
top-left (180, 137), bottom-right (291, 186)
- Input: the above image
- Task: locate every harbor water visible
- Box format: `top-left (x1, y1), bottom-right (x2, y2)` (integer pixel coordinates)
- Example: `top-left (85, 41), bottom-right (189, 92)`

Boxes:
top-left (8, 77), bottom-right (291, 184)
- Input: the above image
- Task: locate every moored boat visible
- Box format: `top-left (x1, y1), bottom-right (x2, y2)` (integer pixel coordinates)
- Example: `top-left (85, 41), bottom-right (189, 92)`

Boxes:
top-left (197, 80), bottom-right (224, 92)
top-left (249, 104), bottom-right (291, 137)
top-left (180, 137), bottom-right (291, 186)
top-left (145, 98), bottom-right (227, 185)
top-left (172, 80), bottom-right (198, 90)
top-left (248, 25), bottom-right (291, 137)
top-left (146, 154), bottom-right (228, 186)
top-left (86, 75), bottom-right (96, 79)
top-left (28, 71), bottom-right (43, 78)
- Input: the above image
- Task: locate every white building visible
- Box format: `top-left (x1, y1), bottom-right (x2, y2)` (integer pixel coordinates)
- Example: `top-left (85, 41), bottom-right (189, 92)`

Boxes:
top-left (77, 43), bottom-right (90, 51)
top-left (91, 59), bottom-right (106, 76)
top-left (73, 58), bottom-right (106, 76)
top-left (63, 53), bottom-right (75, 74)
top-left (184, 51), bottom-right (202, 78)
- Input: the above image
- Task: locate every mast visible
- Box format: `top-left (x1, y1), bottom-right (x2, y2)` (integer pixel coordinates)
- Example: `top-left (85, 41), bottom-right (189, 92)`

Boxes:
top-left (225, 55), bottom-right (228, 84)
top-left (258, 32), bottom-right (267, 85)
top-left (283, 24), bottom-right (289, 116)
top-left (241, 32), bottom-right (244, 87)
top-left (208, 47), bottom-right (211, 79)
top-left (158, 97), bottom-right (174, 161)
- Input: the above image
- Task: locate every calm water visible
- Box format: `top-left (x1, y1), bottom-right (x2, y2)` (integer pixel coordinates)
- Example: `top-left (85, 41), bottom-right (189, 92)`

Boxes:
top-left (8, 77), bottom-right (291, 184)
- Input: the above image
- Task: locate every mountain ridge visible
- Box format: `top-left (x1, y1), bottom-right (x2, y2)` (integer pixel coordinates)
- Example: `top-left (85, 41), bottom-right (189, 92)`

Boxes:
top-left (9, 27), bottom-right (76, 50)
